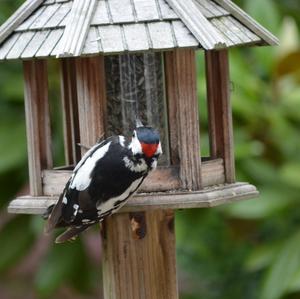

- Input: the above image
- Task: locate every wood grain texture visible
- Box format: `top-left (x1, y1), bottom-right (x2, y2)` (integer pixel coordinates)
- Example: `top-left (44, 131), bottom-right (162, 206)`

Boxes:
top-left (165, 49), bottom-right (202, 190)
top-left (102, 210), bottom-right (178, 299)
top-left (75, 56), bottom-right (107, 152)
top-left (41, 159), bottom-right (224, 196)
top-left (213, 0), bottom-right (279, 46)
top-left (23, 60), bottom-right (52, 196)
top-left (0, 0), bottom-right (43, 44)
top-left (60, 58), bottom-right (80, 165)
top-left (205, 49), bottom-right (235, 183)
top-left (8, 182), bottom-right (259, 214)
top-left (165, 0), bottom-right (227, 49)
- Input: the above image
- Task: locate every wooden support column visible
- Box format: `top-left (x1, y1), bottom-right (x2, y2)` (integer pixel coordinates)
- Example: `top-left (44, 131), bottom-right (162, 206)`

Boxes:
top-left (165, 49), bottom-right (202, 190)
top-left (60, 58), bottom-right (80, 165)
top-left (205, 50), bottom-right (235, 183)
top-left (102, 210), bottom-right (178, 299)
top-left (75, 56), bottom-right (107, 150)
top-left (23, 60), bottom-right (52, 196)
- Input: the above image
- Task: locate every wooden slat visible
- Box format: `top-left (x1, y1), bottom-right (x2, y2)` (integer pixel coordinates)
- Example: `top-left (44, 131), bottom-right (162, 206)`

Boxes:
top-left (91, 0), bottom-right (110, 25)
top-left (165, 49), bottom-right (202, 190)
top-left (57, 0), bottom-right (98, 57)
top-left (75, 56), bottom-right (107, 150)
top-left (16, 6), bottom-right (46, 31)
top-left (205, 49), bottom-right (235, 183)
top-left (29, 4), bottom-right (60, 29)
top-left (165, 0), bottom-right (227, 49)
top-left (0, 0), bottom-right (43, 43)
top-left (171, 21), bottom-right (199, 48)
top-left (102, 210), bottom-right (178, 299)
top-left (214, 0), bottom-right (279, 46)
top-left (97, 25), bottom-right (125, 53)
top-left (107, 0), bottom-right (135, 23)
top-left (157, 0), bottom-right (178, 19)
top-left (23, 60), bottom-right (52, 196)
top-left (82, 27), bottom-right (101, 55)
top-left (36, 28), bottom-right (63, 57)
top-left (132, 0), bottom-right (160, 22)
top-left (44, 2), bottom-right (72, 28)
top-left (6, 31), bottom-right (35, 59)
top-left (148, 22), bottom-right (174, 50)
top-left (41, 159), bottom-right (224, 195)
top-left (123, 24), bottom-right (149, 52)
top-left (211, 17), bottom-right (242, 46)
top-left (21, 30), bottom-right (50, 58)
top-left (8, 182), bottom-right (259, 214)
top-left (60, 58), bottom-right (81, 165)
top-left (0, 32), bottom-right (20, 60)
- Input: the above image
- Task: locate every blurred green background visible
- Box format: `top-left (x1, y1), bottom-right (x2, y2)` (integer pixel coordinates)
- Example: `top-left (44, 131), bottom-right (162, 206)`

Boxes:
top-left (0, 0), bottom-right (300, 298)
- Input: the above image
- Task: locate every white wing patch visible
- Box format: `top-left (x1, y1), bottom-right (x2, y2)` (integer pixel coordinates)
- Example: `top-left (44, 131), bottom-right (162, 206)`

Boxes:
top-left (119, 135), bottom-right (126, 147)
top-left (123, 156), bottom-right (148, 173)
top-left (70, 142), bottom-right (111, 191)
top-left (96, 177), bottom-right (143, 213)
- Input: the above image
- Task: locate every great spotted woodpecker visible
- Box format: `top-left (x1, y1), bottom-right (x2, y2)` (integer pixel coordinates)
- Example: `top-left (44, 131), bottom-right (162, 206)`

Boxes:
top-left (44, 123), bottom-right (162, 243)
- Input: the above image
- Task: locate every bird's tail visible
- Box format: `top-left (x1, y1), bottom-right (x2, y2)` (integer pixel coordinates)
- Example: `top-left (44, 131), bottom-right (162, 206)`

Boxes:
top-left (55, 225), bottom-right (90, 243)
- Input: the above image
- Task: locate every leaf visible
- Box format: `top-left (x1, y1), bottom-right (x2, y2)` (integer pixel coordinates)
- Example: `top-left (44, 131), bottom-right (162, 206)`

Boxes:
top-left (260, 230), bottom-right (300, 299)
top-left (245, 242), bottom-right (281, 272)
top-left (35, 239), bottom-right (92, 298)
top-left (223, 188), bottom-right (293, 219)
top-left (280, 163), bottom-right (300, 189)
top-left (0, 216), bottom-right (35, 273)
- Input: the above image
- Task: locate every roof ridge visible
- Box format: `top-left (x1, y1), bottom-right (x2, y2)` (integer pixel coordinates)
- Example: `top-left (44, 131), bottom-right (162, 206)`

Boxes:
top-left (213, 0), bottom-right (279, 46)
top-left (56, 0), bottom-right (97, 57)
top-left (165, 0), bottom-right (228, 50)
top-left (0, 0), bottom-right (44, 45)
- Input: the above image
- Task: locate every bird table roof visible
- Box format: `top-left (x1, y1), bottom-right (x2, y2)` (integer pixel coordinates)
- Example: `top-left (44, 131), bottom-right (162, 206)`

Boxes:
top-left (0, 0), bottom-right (279, 60)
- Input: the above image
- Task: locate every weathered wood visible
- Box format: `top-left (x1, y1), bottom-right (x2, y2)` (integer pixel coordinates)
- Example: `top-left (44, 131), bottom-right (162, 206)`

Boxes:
top-left (8, 182), bottom-right (259, 214)
top-left (75, 56), bottom-right (107, 151)
top-left (171, 20), bottom-right (199, 48)
top-left (165, 0), bottom-right (227, 49)
top-left (21, 30), bottom-right (50, 59)
top-left (60, 58), bottom-right (80, 165)
top-left (102, 210), bottom-right (178, 299)
top-left (205, 49), bottom-right (235, 183)
top-left (147, 22), bottom-right (174, 50)
top-left (0, 0), bottom-right (43, 44)
top-left (44, 2), bottom-right (72, 28)
top-left (6, 31), bottom-right (35, 59)
top-left (107, 0), bottom-right (135, 23)
top-left (214, 0), bottom-right (279, 46)
top-left (123, 24), bottom-right (149, 52)
top-left (165, 49), bottom-right (202, 190)
top-left (23, 60), bottom-right (52, 196)
top-left (36, 29), bottom-right (64, 58)
top-left (132, 0), bottom-right (160, 22)
top-left (97, 25), bottom-right (125, 53)
top-left (58, 0), bottom-right (97, 57)
top-left (41, 159), bottom-right (225, 196)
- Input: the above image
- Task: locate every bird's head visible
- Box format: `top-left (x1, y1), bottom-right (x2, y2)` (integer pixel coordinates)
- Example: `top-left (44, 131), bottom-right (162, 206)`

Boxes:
top-left (130, 125), bottom-right (162, 159)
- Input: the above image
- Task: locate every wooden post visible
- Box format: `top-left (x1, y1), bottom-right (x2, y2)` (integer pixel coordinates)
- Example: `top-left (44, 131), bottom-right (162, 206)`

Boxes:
top-left (102, 210), bottom-right (178, 299)
top-left (75, 56), bottom-right (107, 150)
top-left (165, 49), bottom-right (202, 190)
top-left (60, 58), bottom-right (80, 165)
top-left (205, 50), bottom-right (235, 183)
top-left (23, 59), bottom-right (52, 196)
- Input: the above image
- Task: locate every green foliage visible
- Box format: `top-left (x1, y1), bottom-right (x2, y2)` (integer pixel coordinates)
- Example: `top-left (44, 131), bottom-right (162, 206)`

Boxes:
top-left (0, 0), bottom-right (299, 298)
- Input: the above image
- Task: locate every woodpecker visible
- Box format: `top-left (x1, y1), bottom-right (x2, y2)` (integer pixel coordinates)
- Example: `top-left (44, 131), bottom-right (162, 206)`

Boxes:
top-left (44, 123), bottom-right (162, 243)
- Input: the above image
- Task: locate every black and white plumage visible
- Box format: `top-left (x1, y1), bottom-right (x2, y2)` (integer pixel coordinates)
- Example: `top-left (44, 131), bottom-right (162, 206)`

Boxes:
top-left (44, 125), bottom-right (162, 243)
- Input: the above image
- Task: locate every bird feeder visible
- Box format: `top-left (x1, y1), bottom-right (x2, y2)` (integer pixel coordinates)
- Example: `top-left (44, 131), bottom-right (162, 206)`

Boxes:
top-left (1, 0), bottom-right (278, 297)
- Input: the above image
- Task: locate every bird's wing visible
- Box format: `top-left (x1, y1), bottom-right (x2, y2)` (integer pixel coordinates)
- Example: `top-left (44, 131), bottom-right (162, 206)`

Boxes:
top-left (45, 138), bottom-right (114, 233)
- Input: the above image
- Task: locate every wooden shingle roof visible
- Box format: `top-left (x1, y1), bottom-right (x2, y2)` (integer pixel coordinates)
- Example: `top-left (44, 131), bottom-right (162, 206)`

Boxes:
top-left (0, 0), bottom-right (279, 60)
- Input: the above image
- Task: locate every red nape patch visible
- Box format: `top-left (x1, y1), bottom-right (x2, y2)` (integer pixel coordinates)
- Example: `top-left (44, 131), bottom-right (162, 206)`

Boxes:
top-left (141, 143), bottom-right (158, 158)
